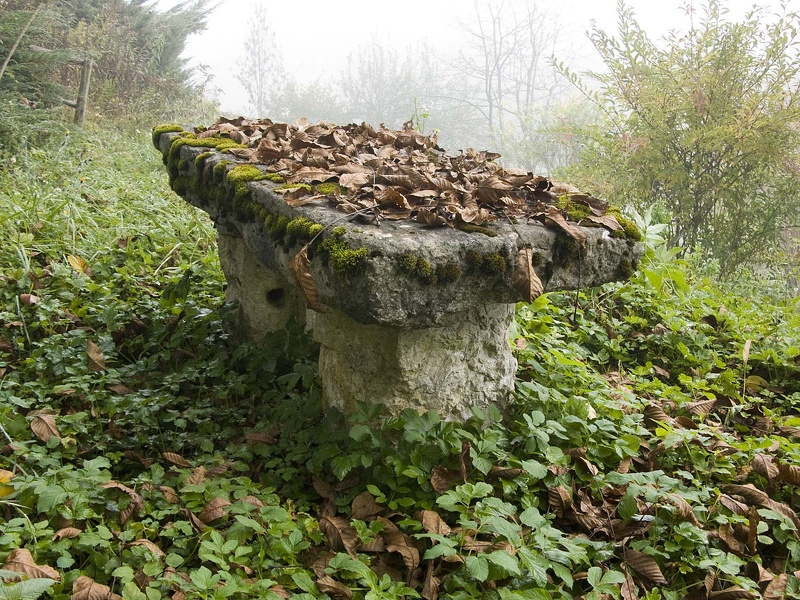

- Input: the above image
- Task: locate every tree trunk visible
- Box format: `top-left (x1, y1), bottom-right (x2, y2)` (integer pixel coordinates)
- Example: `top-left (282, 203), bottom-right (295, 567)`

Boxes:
top-left (0, 3), bottom-right (45, 83)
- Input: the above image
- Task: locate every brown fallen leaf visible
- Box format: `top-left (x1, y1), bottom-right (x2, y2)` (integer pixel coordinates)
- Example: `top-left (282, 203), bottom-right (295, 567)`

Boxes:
top-left (86, 340), bottom-right (106, 372)
top-left (2, 548), bottom-right (60, 581)
top-left (29, 410), bottom-right (60, 443)
top-left (548, 486), bottom-right (573, 518)
top-left (161, 452), bottom-right (191, 468)
top-left (53, 527), bottom-right (82, 541)
top-left (19, 293), bottom-right (40, 305)
top-left (351, 491), bottom-right (383, 520)
top-left (198, 496), bottom-right (230, 523)
top-left (159, 486), bottom-right (179, 504)
top-left (127, 539), bottom-right (166, 557)
top-left (71, 575), bottom-right (122, 600)
top-left (320, 516), bottom-right (359, 556)
top-left (543, 207), bottom-right (589, 245)
top-left (100, 481), bottom-right (143, 524)
top-left (417, 510), bottom-right (451, 536)
top-left (289, 245), bottom-right (327, 313)
top-left (317, 575), bottom-right (352, 600)
top-left (623, 548), bottom-right (668, 585)
top-left (512, 248), bottom-right (544, 303)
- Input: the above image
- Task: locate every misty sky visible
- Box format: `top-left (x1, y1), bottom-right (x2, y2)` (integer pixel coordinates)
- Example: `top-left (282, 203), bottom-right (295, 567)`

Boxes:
top-left (165, 0), bottom-right (793, 114)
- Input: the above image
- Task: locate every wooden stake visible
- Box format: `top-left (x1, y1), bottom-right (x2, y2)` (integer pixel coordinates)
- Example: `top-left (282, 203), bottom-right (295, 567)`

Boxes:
top-left (73, 59), bottom-right (92, 125)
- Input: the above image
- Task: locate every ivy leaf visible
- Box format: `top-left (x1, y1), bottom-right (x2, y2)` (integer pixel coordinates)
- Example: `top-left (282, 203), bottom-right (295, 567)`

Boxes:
top-left (485, 551), bottom-right (521, 576)
top-left (617, 492), bottom-right (639, 522)
top-left (465, 555), bottom-right (489, 582)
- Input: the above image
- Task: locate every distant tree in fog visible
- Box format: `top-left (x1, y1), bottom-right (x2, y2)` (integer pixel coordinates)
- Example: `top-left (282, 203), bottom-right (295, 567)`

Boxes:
top-left (450, 0), bottom-right (572, 171)
top-left (235, 3), bottom-right (285, 117)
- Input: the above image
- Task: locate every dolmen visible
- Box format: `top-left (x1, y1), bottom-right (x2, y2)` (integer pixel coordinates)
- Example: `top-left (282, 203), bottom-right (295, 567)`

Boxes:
top-left (153, 118), bottom-right (642, 421)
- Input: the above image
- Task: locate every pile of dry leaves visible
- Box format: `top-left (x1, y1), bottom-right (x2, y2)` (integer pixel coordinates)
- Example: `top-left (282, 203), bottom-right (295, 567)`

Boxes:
top-left (197, 116), bottom-right (623, 241)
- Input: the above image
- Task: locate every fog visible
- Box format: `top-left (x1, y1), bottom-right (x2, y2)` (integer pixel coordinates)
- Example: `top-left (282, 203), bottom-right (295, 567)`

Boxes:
top-left (162, 0), bottom-right (794, 172)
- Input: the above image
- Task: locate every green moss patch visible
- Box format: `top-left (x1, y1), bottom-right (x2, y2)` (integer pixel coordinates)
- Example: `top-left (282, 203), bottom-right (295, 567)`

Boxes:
top-left (399, 253), bottom-right (461, 285)
top-left (151, 123), bottom-right (184, 148)
top-left (455, 222), bottom-right (498, 237)
top-left (320, 230), bottom-right (368, 279)
top-left (465, 250), bottom-right (509, 276)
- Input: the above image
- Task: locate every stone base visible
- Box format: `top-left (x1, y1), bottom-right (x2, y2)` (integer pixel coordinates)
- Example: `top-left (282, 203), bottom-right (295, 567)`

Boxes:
top-left (312, 306), bottom-right (517, 421)
top-left (217, 235), bottom-right (305, 339)
top-left (217, 233), bottom-right (516, 420)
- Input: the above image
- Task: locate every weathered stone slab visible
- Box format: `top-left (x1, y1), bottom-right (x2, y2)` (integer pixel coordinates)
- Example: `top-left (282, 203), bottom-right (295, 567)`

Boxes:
top-left (156, 132), bottom-right (641, 328)
top-left (154, 126), bottom-right (642, 418)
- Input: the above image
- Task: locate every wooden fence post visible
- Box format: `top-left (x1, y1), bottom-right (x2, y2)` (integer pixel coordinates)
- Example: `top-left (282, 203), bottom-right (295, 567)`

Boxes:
top-left (73, 58), bottom-right (92, 126)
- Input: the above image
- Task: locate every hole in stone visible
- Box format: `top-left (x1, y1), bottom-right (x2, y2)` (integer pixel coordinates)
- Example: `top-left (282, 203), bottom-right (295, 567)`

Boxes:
top-left (266, 288), bottom-right (286, 308)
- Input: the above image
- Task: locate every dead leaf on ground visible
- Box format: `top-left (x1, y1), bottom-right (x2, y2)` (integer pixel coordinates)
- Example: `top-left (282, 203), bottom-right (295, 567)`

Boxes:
top-left (162, 452), bottom-right (191, 468)
top-left (2, 548), bottom-right (60, 581)
top-left (71, 575), bottom-right (122, 600)
top-left (317, 575), bottom-right (353, 600)
top-left (19, 293), bottom-right (40, 305)
top-left (86, 340), bottom-right (106, 372)
top-left (320, 516), bottom-right (359, 556)
top-left (623, 548), bottom-right (668, 584)
top-left (29, 410), bottom-right (60, 443)
top-left (100, 481), bottom-right (143, 524)
top-left (127, 539), bottom-right (166, 557)
top-left (53, 527), bottom-right (82, 541)
top-left (67, 254), bottom-right (94, 277)
top-left (159, 485), bottom-right (179, 504)
top-left (351, 491), bottom-right (383, 520)
top-left (417, 510), bottom-right (452, 536)
top-left (198, 497), bottom-right (230, 523)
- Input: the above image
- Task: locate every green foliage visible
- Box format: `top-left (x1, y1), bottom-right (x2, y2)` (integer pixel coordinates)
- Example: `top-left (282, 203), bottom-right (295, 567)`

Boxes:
top-left (561, 0), bottom-right (800, 273)
top-left (2, 122), bottom-right (800, 599)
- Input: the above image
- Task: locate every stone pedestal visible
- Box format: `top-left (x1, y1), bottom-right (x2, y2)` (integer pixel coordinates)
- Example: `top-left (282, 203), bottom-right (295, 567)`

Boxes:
top-left (312, 306), bottom-right (516, 420)
top-left (218, 235), bottom-right (305, 338)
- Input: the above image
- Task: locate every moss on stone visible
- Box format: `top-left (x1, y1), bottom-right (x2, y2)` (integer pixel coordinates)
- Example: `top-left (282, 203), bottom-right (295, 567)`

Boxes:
top-left (315, 182), bottom-right (346, 196)
top-left (465, 250), bottom-right (484, 271)
top-left (285, 217), bottom-right (324, 247)
top-left (557, 194), bottom-right (593, 221)
top-left (455, 222), bottom-right (498, 237)
top-left (319, 231), bottom-right (368, 279)
top-left (615, 257), bottom-right (636, 279)
top-left (606, 209), bottom-right (643, 242)
top-left (554, 235), bottom-right (582, 261)
top-left (435, 262), bottom-right (462, 284)
top-left (413, 258), bottom-right (437, 285)
top-left (264, 173), bottom-right (285, 183)
top-left (399, 253), bottom-right (418, 273)
top-left (194, 151), bottom-right (214, 169)
top-left (275, 183), bottom-right (312, 192)
top-left (177, 158), bottom-right (188, 171)
top-left (483, 253), bottom-right (508, 275)
top-left (151, 123), bottom-right (184, 148)
top-left (270, 216), bottom-right (290, 239)
top-left (213, 160), bottom-right (232, 182)
top-left (166, 136), bottom-right (244, 178)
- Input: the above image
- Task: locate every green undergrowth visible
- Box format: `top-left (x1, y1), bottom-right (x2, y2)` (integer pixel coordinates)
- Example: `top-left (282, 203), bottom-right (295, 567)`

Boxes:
top-left (1, 124), bottom-right (800, 599)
